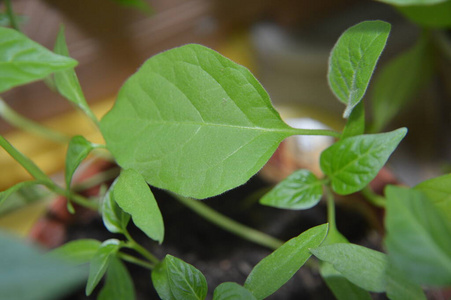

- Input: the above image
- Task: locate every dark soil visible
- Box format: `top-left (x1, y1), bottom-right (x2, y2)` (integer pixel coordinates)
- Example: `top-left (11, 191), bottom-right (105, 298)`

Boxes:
top-left (63, 175), bottom-right (376, 300)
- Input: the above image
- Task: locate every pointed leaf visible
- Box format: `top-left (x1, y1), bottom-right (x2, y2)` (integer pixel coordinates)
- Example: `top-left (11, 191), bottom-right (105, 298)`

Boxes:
top-left (157, 255), bottom-right (208, 300)
top-left (102, 180), bottom-right (130, 234)
top-left (0, 27), bottom-right (77, 93)
top-left (65, 135), bottom-right (96, 188)
top-left (385, 186), bottom-right (451, 286)
top-left (152, 259), bottom-right (175, 300)
top-left (244, 224), bottom-right (328, 299)
top-left (320, 128), bottom-right (407, 195)
top-left (414, 173), bottom-right (451, 220)
top-left (50, 239), bottom-right (101, 265)
top-left (113, 169), bottom-right (164, 243)
top-left (98, 257), bottom-right (135, 300)
top-left (260, 169), bottom-right (323, 210)
top-left (86, 239), bottom-right (121, 296)
top-left (328, 21), bottom-right (391, 117)
top-left (213, 282), bottom-right (256, 300)
top-left (100, 44), bottom-right (293, 199)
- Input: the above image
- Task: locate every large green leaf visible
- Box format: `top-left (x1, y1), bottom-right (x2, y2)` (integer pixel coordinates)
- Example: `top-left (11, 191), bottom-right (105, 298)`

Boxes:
top-left (244, 224), bottom-right (328, 299)
top-left (385, 186), bottom-right (451, 286)
top-left (102, 180), bottom-right (130, 234)
top-left (50, 239), bottom-right (101, 265)
top-left (213, 282), bottom-right (257, 300)
top-left (320, 128), bottom-right (407, 195)
top-left (0, 231), bottom-right (87, 300)
top-left (371, 36), bottom-right (433, 132)
top-left (260, 169), bottom-right (323, 210)
top-left (0, 27), bottom-right (77, 93)
top-left (100, 44), bottom-right (293, 199)
top-left (86, 239), bottom-right (121, 296)
top-left (328, 21), bottom-right (391, 118)
top-left (396, 1), bottom-right (451, 28)
top-left (98, 257), bottom-right (135, 300)
top-left (113, 169), bottom-right (164, 243)
top-left (152, 255), bottom-right (207, 300)
top-left (414, 173), bottom-right (451, 220)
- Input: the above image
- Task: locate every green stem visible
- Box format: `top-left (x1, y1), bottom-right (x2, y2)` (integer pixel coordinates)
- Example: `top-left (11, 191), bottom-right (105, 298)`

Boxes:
top-left (124, 229), bottom-right (160, 265)
top-left (5, 0), bottom-right (19, 31)
top-left (171, 193), bottom-right (284, 250)
top-left (291, 128), bottom-right (341, 139)
top-left (361, 186), bottom-right (386, 208)
top-left (0, 98), bottom-right (70, 143)
top-left (51, 184), bottom-right (99, 210)
top-left (118, 252), bottom-right (154, 270)
top-left (324, 186), bottom-right (337, 232)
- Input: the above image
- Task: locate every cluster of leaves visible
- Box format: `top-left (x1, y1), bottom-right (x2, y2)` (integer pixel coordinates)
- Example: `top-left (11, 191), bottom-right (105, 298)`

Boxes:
top-left (1, 1), bottom-right (451, 299)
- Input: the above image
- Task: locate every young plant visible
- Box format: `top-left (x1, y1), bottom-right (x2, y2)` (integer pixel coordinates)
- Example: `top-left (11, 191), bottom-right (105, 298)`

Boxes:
top-left (0, 5), bottom-right (450, 299)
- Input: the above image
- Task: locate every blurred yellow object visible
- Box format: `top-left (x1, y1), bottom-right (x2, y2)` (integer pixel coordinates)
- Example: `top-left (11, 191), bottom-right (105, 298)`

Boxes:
top-left (0, 98), bottom-right (114, 190)
top-left (0, 200), bottom-right (50, 236)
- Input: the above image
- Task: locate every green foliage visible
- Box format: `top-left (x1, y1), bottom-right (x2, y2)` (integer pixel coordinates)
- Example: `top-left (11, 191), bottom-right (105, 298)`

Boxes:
top-left (213, 282), bottom-right (257, 300)
top-left (65, 136), bottom-right (97, 189)
top-left (342, 101), bottom-right (365, 139)
top-left (414, 173), bottom-right (451, 220)
top-left (0, 180), bottom-right (42, 206)
top-left (0, 231), bottom-right (87, 300)
top-left (385, 186), bottom-right (451, 286)
top-left (98, 257), bottom-right (135, 300)
top-left (152, 255), bottom-right (208, 300)
top-left (260, 169), bottom-right (323, 209)
top-left (111, 0), bottom-right (153, 14)
top-left (113, 169), bottom-right (164, 243)
top-left (0, 27), bottom-right (77, 93)
top-left (244, 224), bottom-right (328, 299)
top-left (397, 1), bottom-right (451, 28)
top-left (86, 239), bottom-right (121, 296)
top-left (328, 21), bottom-right (390, 118)
top-left (102, 181), bottom-right (130, 234)
top-left (320, 128), bottom-right (407, 195)
top-left (50, 239), bottom-right (102, 264)
top-left (100, 44), bottom-right (294, 199)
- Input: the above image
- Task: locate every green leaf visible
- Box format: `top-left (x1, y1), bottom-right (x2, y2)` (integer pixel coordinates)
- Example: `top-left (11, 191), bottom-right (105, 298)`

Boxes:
top-left (49, 239), bottom-right (101, 264)
top-left (113, 169), bottom-right (164, 243)
top-left (328, 21), bottom-right (391, 118)
top-left (371, 36), bottom-right (433, 132)
top-left (0, 231), bottom-right (87, 300)
top-left (342, 101), bottom-right (365, 139)
top-left (260, 169), bottom-right (323, 210)
top-left (111, 0), bottom-right (154, 14)
top-left (386, 263), bottom-right (426, 300)
top-left (244, 224), bottom-right (328, 299)
top-left (414, 173), bottom-right (451, 220)
top-left (0, 180), bottom-right (42, 206)
top-left (102, 180), bottom-right (130, 234)
top-left (376, 0), bottom-right (448, 7)
top-left (396, 1), bottom-right (451, 28)
top-left (213, 282), bottom-right (257, 300)
top-left (155, 255), bottom-right (208, 300)
top-left (311, 243), bottom-right (387, 292)
top-left (100, 44), bottom-right (293, 199)
top-left (320, 262), bottom-right (372, 300)
top-left (53, 27), bottom-right (99, 125)
top-left (86, 239), bottom-right (121, 296)
top-left (0, 27), bottom-right (77, 93)
top-left (65, 135), bottom-right (96, 188)
top-left (152, 259), bottom-right (175, 300)
top-left (320, 128), bottom-right (407, 195)
top-left (0, 135), bottom-right (52, 184)
top-left (98, 257), bottom-right (135, 300)
top-left (385, 186), bottom-right (451, 286)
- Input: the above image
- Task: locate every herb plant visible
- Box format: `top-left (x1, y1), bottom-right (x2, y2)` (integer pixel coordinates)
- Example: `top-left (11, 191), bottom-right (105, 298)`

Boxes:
top-left (1, 2), bottom-right (450, 299)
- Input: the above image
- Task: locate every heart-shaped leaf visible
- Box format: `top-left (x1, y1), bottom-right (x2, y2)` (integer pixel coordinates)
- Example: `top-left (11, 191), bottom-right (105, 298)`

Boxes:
top-left (100, 44), bottom-right (293, 199)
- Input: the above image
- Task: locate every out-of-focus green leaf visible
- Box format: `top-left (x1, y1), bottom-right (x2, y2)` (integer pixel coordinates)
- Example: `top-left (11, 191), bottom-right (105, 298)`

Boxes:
top-left (0, 180), bottom-right (42, 206)
top-left (50, 239), bottom-right (101, 265)
top-left (260, 169), bottom-right (323, 210)
top-left (397, 1), bottom-right (451, 28)
top-left (414, 173), bottom-right (451, 220)
top-left (111, 0), bottom-right (153, 14)
top-left (328, 21), bottom-right (391, 118)
top-left (0, 27), bottom-right (77, 93)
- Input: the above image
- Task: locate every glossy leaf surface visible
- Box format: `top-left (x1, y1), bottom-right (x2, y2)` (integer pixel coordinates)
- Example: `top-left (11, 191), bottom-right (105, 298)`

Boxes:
top-left (101, 44), bottom-right (293, 199)
top-left (213, 282), bottom-right (256, 300)
top-left (65, 135), bottom-right (96, 188)
top-left (260, 169), bottom-right (323, 210)
top-left (113, 169), bottom-right (164, 243)
top-left (320, 128), bottom-right (407, 195)
top-left (244, 224), bottom-right (328, 299)
top-left (152, 255), bottom-right (207, 300)
top-left (98, 257), bottom-right (135, 300)
top-left (415, 173), bottom-right (451, 220)
top-left (328, 21), bottom-right (390, 117)
top-left (385, 186), bottom-right (451, 286)
top-left (0, 27), bottom-right (77, 93)
top-left (86, 239), bottom-right (120, 296)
